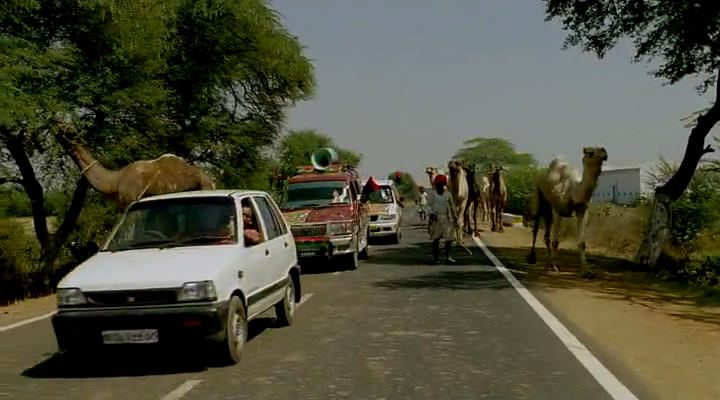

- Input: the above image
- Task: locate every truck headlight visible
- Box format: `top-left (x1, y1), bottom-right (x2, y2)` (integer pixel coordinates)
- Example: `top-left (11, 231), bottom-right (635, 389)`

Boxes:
top-left (57, 288), bottom-right (87, 306)
top-left (178, 281), bottom-right (217, 302)
top-left (379, 214), bottom-right (396, 221)
top-left (327, 221), bottom-right (353, 236)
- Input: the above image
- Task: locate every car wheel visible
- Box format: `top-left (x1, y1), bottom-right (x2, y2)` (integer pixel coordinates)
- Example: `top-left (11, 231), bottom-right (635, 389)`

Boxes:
top-left (216, 295), bottom-right (247, 365)
top-left (389, 228), bottom-right (401, 244)
top-left (274, 276), bottom-right (296, 327)
top-left (359, 229), bottom-right (370, 260)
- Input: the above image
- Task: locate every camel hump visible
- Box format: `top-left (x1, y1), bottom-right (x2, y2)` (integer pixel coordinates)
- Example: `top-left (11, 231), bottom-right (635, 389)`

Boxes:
top-left (157, 154), bottom-right (184, 161)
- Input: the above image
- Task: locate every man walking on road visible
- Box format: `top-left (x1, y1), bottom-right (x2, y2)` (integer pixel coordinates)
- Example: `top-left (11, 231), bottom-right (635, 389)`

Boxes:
top-left (417, 186), bottom-right (428, 221)
top-left (427, 175), bottom-right (456, 264)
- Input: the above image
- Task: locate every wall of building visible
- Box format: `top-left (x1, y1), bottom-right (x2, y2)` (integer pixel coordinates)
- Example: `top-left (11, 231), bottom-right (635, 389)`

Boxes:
top-left (592, 168), bottom-right (643, 204)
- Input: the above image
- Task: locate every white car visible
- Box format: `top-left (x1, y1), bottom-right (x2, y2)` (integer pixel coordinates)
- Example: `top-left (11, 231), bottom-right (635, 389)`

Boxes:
top-left (364, 179), bottom-right (404, 244)
top-left (51, 190), bottom-right (300, 365)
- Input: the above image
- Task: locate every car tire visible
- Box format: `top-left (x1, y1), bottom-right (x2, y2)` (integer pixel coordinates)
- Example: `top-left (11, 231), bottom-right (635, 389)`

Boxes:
top-left (389, 228), bottom-right (401, 244)
top-left (216, 295), bottom-right (247, 366)
top-left (359, 229), bottom-right (370, 260)
top-left (274, 276), bottom-right (296, 327)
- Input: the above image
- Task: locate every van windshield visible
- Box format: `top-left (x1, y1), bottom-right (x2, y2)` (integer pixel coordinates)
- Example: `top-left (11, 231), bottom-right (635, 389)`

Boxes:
top-left (284, 181), bottom-right (350, 209)
top-left (368, 186), bottom-right (394, 204)
top-left (104, 196), bottom-right (238, 252)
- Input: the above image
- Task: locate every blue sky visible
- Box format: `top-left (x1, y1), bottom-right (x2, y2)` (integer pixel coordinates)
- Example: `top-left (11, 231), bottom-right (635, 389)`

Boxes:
top-left (272, 0), bottom-right (713, 182)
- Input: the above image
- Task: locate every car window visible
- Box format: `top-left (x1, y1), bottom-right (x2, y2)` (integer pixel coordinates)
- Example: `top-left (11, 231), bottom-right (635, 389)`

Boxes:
top-left (241, 197), bottom-right (265, 247)
top-left (265, 196), bottom-right (289, 235)
top-left (253, 196), bottom-right (282, 240)
top-left (105, 196), bottom-right (238, 251)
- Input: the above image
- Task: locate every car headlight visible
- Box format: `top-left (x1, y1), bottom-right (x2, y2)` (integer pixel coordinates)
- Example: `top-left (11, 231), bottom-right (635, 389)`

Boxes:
top-left (57, 288), bottom-right (87, 306)
top-left (177, 281), bottom-right (217, 302)
top-left (327, 221), bottom-right (353, 236)
top-left (379, 214), bottom-right (396, 221)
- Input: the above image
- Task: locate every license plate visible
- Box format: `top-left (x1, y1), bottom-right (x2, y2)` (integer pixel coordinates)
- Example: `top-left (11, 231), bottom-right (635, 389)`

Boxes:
top-left (370, 225), bottom-right (378, 230)
top-left (299, 251), bottom-right (318, 257)
top-left (101, 329), bottom-right (159, 344)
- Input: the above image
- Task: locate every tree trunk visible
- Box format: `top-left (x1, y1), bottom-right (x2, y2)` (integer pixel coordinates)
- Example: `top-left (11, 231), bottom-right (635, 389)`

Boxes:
top-left (635, 70), bottom-right (720, 268)
top-left (6, 129), bottom-right (91, 295)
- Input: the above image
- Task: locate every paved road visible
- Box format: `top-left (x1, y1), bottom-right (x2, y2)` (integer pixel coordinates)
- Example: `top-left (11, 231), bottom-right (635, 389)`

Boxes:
top-left (0, 215), bottom-right (621, 400)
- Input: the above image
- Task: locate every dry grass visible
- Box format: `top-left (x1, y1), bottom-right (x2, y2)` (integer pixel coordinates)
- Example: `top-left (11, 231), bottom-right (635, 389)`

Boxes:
top-left (7, 217), bottom-right (58, 237)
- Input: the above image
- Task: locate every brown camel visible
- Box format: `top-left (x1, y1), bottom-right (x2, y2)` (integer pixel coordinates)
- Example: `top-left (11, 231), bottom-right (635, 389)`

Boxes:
top-left (488, 165), bottom-right (507, 233)
top-left (54, 123), bottom-right (215, 209)
top-left (462, 163), bottom-right (485, 236)
top-left (526, 146), bottom-right (608, 277)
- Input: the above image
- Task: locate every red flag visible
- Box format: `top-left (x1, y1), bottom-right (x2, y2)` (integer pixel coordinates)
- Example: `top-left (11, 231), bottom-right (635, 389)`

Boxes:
top-left (366, 176), bottom-right (381, 192)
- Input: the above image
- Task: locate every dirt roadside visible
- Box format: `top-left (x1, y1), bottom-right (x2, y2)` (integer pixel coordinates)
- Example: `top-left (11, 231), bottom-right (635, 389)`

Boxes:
top-left (479, 226), bottom-right (720, 400)
top-left (0, 295), bottom-right (56, 327)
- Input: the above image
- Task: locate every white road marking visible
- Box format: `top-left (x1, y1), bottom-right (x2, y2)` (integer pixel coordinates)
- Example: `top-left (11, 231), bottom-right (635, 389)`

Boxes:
top-left (0, 311), bottom-right (56, 333)
top-left (297, 293), bottom-right (314, 307)
top-left (472, 236), bottom-right (640, 400)
top-left (160, 379), bottom-right (202, 400)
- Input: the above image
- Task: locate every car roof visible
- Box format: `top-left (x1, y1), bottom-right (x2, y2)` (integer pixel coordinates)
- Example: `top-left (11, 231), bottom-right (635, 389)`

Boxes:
top-left (137, 189), bottom-right (268, 203)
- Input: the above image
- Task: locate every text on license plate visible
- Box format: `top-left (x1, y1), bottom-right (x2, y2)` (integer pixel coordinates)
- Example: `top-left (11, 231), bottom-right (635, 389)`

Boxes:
top-left (101, 329), bottom-right (159, 344)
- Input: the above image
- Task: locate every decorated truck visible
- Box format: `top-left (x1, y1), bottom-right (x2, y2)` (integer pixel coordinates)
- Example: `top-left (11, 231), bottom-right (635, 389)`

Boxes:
top-left (279, 148), bottom-right (372, 270)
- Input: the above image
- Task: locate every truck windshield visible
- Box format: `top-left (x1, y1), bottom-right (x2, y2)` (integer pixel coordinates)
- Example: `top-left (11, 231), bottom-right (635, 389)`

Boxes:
top-left (368, 186), bottom-right (394, 204)
top-left (104, 196), bottom-right (238, 251)
top-left (285, 181), bottom-right (350, 208)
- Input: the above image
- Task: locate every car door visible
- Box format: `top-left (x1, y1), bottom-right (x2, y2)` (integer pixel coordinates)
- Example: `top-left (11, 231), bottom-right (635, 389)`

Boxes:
top-left (252, 195), bottom-right (286, 302)
top-left (238, 196), bottom-right (273, 318)
top-left (262, 194), bottom-right (296, 276)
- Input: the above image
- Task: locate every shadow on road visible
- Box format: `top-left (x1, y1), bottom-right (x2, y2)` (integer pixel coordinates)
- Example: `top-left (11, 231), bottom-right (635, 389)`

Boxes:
top-left (373, 270), bottom-right (511, 291)
top-left (486, 244), bottom-right (720, 326)
top-left (21, 317), bottom-right (276, 379)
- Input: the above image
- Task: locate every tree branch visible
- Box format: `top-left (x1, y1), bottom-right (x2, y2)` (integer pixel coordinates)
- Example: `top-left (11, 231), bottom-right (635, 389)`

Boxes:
top-left (52, 176), bottom-right (90, 245)
top-left (5, 132), bottom-right (50, 246)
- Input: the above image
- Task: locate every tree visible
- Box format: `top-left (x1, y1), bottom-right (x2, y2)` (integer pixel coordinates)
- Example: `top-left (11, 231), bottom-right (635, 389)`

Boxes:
top-left (542, 0), bottom-right (720, 269)
top-left (0, 0), bottom-right (315, 292)
top-left (454, 137), bottom-right (537, 169)
top-left (277, 129), bottom-right (363, 169)
top-left (388, 171), bottom-right (418, 201)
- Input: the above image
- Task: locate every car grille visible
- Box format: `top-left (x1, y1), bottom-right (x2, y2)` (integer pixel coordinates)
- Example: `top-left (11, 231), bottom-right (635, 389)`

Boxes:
top-left (370, 215), bottom-right (379, 222)
top-left (291, 224), bottom-right (327, 237)
top-left (85, 289), bottom-right (178, 307)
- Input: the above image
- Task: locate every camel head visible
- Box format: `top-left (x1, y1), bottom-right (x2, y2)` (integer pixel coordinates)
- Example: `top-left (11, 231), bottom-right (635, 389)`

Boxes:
top-left (488, 164), bottom-right (504, 184)
top-left (447, 159), bottom-right (465, 178)
top-left (582, 146), bottom-right (608, 175)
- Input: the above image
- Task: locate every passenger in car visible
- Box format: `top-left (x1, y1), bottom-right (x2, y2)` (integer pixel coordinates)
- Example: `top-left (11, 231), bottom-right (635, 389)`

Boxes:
top-left (241, 200), bottom-right (262, 246)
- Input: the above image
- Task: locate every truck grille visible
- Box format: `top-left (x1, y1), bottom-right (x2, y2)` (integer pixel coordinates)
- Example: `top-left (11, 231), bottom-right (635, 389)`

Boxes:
top-left (86, 289), bottom-right (178, 307)
top-left (370, 215), bottom-right (379, 222)
top-left (291, 224), bottom-right (327, 237)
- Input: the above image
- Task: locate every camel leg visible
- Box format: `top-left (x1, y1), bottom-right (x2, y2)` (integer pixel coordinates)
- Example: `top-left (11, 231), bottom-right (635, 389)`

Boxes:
top-left (576, 211), bottom-right (594, 278)
top-left (526, 213), bottom-right (540, 264)
top-left (497, 205), bottom-right (504, 233)
top-left (473, 201), bottom-right (482, 235)
top-left (548, 211), bottom-right (561, 273)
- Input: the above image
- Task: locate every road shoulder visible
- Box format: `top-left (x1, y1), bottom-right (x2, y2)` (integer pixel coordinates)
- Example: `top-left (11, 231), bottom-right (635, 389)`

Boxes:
top-left (479, 226), bottom-right (720, 400)
top-left (1, 295), bottom-right (56, 328)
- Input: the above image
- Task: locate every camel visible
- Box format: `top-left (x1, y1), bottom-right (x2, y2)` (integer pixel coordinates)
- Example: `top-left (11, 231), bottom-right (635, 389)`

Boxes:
top-left (425, 166), bottom-right (449, 191)
top-left (526, 146), bottom-right (608, 277)
top-left (53, 122), bottom-right (216, 210)
top-left (488, 165), bottom-right (507, 233)
top-left (478, 174), bottom-right (490, 224)
top-left (462, 164), bottom-right (486, 236)
top-left (447, 159), bottom-right (469, 242)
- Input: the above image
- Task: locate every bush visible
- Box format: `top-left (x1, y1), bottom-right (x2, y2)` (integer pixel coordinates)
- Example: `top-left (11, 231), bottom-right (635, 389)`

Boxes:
top-left (0, 188), bottom-right (32, 218)
top-left (0, 219), bottom-right (40, 305)
top-left (504, 165), bottom-right (540, 216)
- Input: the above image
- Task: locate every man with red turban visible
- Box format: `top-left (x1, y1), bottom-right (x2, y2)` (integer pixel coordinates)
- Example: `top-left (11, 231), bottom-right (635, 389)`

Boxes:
top-left (427, 174), bottom-right (456, 264)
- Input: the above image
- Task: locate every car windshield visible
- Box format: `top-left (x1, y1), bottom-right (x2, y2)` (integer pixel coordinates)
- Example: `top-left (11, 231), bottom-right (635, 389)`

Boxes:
top-left (368, 186), bottom-right (394, 204)
top-left (104, 196), bottom-right (238, 252)
top-left (284, 181), bottom-right (350, 208)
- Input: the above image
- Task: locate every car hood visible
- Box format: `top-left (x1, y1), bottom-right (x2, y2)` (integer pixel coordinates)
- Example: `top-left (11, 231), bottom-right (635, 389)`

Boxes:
top-left (282, 206), bottom-right (353, 224)
top-left (369, 203), bottom-right (397, 216)
top-left (58, 246), bottom-right (239, 291)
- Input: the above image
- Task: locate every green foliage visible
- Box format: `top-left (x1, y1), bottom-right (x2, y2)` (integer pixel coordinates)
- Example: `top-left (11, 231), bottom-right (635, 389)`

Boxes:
top-left (543, 0), bottom-right (720, 92)
top-left (387, 171), bottom-right (418, 201)
top-left (277, 129), bottom-right (363, 169)
top-left (503, 165), bottom-right (541, 216)
top-left (0, 188), bottom-right (32, 217)
top-left (0, 0), bottom-right (316, 298)
top-left (454, 137), bottom-right (537, 169)
top-left (0, 219), bottom-right (40, 305)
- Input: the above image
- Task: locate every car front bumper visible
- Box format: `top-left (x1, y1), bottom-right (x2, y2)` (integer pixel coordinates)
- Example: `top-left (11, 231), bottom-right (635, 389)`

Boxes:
top-left (295, 234), bottom-right (355, 258)
top-left (51, 302), bottom-right (229, 350)
top-left (369, 220), bottom-right (399, 237)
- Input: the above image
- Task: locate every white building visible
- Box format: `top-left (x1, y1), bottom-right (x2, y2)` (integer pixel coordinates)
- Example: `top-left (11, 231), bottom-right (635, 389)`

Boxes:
top-left (592, 162), bottom-right (657, 205)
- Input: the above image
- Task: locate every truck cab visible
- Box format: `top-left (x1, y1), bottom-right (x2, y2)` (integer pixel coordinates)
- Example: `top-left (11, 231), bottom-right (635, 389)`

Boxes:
top-left (280, 164), bottom-right (370, 270)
